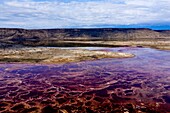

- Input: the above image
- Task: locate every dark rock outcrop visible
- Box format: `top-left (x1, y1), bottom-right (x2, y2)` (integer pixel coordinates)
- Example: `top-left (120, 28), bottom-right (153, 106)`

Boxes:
top-left (0, 28), bottom-right (170, 46)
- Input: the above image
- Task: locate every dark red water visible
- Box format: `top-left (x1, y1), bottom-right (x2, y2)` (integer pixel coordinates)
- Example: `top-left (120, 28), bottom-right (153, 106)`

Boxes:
top-left (0, 47), bottom-right (170, 113)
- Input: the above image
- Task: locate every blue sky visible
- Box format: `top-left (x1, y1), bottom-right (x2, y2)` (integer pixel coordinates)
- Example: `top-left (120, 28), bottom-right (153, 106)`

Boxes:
top-left (0, 0), bottom-right (170, 29)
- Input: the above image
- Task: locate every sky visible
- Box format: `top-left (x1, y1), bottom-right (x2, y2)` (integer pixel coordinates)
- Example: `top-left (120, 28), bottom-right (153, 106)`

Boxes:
top-left (0, 0), bottom-right (170, 29)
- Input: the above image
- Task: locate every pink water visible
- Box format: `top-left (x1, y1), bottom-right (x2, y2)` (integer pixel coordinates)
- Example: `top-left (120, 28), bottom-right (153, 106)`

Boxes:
top-left (0, 47), bottom-right (170, 113)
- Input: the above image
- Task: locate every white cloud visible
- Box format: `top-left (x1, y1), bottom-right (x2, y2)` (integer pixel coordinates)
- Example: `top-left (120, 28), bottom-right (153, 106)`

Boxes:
top-left (0, 0), bottom-right (170, 28)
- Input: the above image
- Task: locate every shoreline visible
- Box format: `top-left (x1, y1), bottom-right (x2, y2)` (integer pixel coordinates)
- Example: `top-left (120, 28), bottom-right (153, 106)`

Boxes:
top-left (0, 47), bottom-right (134, 64)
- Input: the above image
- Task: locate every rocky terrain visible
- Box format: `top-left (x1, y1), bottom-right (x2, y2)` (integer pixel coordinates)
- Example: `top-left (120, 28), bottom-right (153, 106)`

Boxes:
top-left (0, 28), bottom-right (170, 50)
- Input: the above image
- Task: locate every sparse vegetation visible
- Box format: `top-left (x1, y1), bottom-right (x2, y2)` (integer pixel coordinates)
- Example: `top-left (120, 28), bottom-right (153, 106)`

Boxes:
top-left (0, 47), bottom-right (134, 64)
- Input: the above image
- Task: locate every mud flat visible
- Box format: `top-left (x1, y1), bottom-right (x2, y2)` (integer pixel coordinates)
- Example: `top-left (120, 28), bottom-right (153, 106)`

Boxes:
top-left (53, 40), bottom-right (170, 50)
top-left (0, 47), bottom-right (134, 64)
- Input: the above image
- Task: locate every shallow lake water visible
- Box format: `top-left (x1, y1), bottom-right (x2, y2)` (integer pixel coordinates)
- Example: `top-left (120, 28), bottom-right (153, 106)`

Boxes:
top-left (0, 47), bottom-right (170, 113)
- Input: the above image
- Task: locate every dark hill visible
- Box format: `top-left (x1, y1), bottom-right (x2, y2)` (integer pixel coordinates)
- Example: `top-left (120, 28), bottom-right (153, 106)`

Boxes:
top-left (0, 28), bottom-right (170, 46)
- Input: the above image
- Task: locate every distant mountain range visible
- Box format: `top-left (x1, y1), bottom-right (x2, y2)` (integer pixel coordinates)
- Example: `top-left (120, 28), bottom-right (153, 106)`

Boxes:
top-left (0, 28), bottom-right (170, 46)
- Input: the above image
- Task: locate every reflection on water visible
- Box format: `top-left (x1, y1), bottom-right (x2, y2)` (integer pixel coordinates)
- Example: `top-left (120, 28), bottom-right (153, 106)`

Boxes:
top-left (0, 47), bottom-right (170, 113)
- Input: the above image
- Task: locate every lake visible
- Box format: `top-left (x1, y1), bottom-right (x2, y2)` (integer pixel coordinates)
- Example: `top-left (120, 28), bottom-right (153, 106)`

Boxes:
top-left (0, 47), bottom-right (170, 113)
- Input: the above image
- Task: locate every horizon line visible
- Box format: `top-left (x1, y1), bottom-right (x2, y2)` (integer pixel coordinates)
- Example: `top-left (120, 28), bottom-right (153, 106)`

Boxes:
top-left (0, 27), bottom-right (170, 31)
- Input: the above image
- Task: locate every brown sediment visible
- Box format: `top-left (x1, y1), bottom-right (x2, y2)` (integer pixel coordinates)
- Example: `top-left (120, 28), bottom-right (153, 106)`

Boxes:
top-left (56, 40), bottom-right (170, 50)
top-left (0, 63), bottom-right (170, 112)
top-left (0, 47), bottom-right (134, 64)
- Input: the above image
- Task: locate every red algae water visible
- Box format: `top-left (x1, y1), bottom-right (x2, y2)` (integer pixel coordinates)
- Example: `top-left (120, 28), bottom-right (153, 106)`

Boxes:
top-left (0, 47), bottom-right (170, 113)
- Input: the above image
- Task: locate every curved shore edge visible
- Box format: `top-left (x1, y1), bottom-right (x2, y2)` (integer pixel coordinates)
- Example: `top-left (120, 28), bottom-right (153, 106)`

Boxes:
top-left (0, 47), bottom-right (134, 64)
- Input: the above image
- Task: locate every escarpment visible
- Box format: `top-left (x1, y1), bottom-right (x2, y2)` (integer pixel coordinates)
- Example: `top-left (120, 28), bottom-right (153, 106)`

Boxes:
top-left (0, 28), bottom-right (170, 46)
